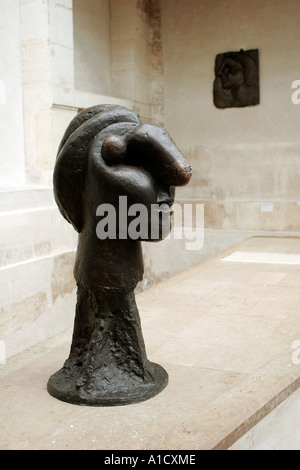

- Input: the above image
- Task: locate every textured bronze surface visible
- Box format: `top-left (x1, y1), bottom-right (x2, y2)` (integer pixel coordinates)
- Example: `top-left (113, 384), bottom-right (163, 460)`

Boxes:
top-left (213, 49), bottom-right (259, 108)
top-left (47, 105), bottom-right (192, 406)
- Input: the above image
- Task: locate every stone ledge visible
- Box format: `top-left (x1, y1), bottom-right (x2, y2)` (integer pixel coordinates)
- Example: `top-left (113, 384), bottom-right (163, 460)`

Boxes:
top-left (0, 187), bottom-right (54, 211)
top-left (0, 236), bottom-right (300, 450)
top-left (0, 250), bottom-right (76, 358)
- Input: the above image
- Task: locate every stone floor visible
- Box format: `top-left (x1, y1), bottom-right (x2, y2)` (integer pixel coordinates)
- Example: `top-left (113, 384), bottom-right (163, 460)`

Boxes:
top-left (1, 237), bottom-right (300, 450)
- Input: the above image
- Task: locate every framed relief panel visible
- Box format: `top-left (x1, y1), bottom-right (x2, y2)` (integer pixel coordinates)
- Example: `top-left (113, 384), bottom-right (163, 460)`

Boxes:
top-left (213, 49), bottom-right (259, 109)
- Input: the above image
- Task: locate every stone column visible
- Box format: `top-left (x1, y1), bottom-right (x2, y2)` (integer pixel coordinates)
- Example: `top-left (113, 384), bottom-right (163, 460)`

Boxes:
top-left (21, 0), bottom-right (75, 186)
top-left (0, 0), bottom-right (26, 187)
top-left (110, 0), bottom-right (150, 106)
top-left (0, 0), bottom-right (77, 360)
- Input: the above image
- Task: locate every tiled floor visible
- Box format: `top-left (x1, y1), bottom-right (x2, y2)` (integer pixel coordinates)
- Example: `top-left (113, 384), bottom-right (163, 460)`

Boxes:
top-left (1, 237), bottom-right (300, 450)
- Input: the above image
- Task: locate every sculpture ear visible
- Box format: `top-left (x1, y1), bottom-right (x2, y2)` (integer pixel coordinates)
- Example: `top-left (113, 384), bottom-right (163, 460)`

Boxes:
top-left (53, 106), bottom-right (141, 233)
top-left (101, 135), bottom-right (127, 165)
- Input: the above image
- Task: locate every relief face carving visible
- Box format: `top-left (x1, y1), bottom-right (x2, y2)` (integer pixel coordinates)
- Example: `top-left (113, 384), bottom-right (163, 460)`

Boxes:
top-left (213, 49), bottom-right (259, 108)
top-left (47, 104), bottom-right (192, 406)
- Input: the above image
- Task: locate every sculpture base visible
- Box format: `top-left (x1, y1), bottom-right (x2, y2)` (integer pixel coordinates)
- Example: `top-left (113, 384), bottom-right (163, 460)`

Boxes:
top-left (47, 286), bottom-right (168, 406)
top-left (47, 362), bottom-right (168, 407)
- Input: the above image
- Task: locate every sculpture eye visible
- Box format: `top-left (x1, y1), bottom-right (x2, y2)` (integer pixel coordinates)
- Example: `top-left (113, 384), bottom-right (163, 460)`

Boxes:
top-left (101, 135), bottom-right (127, 165)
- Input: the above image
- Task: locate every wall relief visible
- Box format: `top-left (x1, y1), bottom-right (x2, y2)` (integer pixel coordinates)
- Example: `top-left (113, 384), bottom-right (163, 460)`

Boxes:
top-left (213, 49), bottom-right (259, 108)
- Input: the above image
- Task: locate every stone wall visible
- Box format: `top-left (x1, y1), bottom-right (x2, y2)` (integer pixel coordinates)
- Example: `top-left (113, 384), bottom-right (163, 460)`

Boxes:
top-left (0, 0), bottom-right (77, 358)
top-left (0, 0), bottom-right (167, 357)
top-left (0, 0), bottom-right (25, 187)
top-left (1, 0), bottom-right (300, 357)
top-left (161, 0), bottom-right (300, 259)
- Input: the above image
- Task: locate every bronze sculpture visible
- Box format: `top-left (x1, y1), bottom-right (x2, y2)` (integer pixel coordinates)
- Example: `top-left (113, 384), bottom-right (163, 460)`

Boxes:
top-left (47, 105), bottom-right (192, 406)
top-left (213, 49), bottom-right (259, 108)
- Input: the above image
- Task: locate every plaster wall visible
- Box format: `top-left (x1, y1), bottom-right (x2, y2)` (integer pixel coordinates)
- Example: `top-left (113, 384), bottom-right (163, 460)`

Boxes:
top-left (161, 0), bottom-right (300, 254)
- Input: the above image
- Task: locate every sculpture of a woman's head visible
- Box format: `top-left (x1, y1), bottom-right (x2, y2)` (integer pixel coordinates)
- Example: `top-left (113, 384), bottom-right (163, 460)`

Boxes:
top-left (53, 105), bottom-right (192, 294)
top-left (48, 105), bottom-right (192, 406)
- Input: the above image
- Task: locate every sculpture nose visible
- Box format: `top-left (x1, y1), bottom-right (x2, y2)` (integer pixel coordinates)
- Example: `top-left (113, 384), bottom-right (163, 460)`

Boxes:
top-left (126, 124), bottom-right (192, 187)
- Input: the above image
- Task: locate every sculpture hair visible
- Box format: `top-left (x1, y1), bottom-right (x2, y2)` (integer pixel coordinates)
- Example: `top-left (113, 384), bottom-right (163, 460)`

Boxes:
top-left (216, 50), bottom-right (257, 88)
top-left (53, 105), bottom-right (142, 233)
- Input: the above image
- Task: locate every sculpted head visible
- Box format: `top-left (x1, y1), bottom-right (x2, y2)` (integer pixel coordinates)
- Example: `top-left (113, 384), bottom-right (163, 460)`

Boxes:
top-left (213, 49), bottom-right (259, 108)
top-left (50, 105), bottom-right (192, 406)
top-left (53, 105), bottom-right (192, 243)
